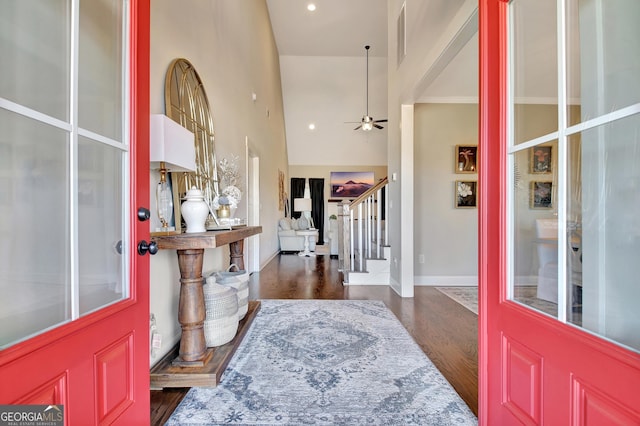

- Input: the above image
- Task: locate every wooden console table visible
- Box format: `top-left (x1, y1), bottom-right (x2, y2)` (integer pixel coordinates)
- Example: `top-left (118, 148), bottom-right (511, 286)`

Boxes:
top-left (152, 226), bottom-right (262, 368)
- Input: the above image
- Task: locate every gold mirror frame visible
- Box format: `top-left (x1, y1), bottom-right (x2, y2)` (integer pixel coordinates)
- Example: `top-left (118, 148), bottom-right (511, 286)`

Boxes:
top-left (164, 58), bottom-right (219, 231)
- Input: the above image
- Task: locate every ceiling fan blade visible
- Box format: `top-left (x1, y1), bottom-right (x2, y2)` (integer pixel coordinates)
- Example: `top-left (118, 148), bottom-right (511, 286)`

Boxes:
top-left (374, 119), bottom-right (388, 123)
top-left (353, 124), bottom-right (362, 130)
top-left (373, 123), bottom-right (384, 129)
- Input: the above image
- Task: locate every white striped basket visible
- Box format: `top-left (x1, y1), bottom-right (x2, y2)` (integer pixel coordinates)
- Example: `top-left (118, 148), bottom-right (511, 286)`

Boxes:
top-left (202, 282), bottom-right (238, 347)
top-left (208, 268), bottom-right (250, 320)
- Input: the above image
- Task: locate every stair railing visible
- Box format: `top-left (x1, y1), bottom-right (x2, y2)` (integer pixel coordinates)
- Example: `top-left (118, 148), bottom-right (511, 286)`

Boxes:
top-left (337, 177), bottom-right (388, 280)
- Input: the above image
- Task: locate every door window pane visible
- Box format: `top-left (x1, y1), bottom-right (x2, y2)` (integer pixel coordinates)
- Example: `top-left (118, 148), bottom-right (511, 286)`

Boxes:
top-left (78, 138), bottom-right (125, 315)
top-left (511, 0), bottom-right (558, 144)
top-left (78, 0), bottom-right (124, 141)
top-left (574, 116), bottom-right (640, 350)
top-left (0, 109), bottom-right (70, 348)
top-left (512, 142), bottom-right (558, 317)
top-left (0, 0), bottom-right (70, 121)
top-left (567, 0), bottom-right (640, 125)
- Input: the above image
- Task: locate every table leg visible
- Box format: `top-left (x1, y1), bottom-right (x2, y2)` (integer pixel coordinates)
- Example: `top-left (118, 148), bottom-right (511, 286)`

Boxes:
top-left (229, 239), bottom-right (245, 270)
top-left (173, 248), bottom-right (212, 366)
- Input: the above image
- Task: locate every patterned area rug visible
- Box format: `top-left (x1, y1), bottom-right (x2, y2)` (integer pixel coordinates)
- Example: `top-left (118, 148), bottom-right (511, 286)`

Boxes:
top-left (436, 286), bottom-right (558, 316)
top-left (166, 300), bottom-right (477, 425)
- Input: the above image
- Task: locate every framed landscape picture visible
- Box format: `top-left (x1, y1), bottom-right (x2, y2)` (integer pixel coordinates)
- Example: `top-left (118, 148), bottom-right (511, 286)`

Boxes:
top-left (330, 171), bottom-right (374, 198)
top-left (455, 180), bottom-right (477, 208)
top-left (530, 181), bottom-right (553, 209)
top-left (455, 145), bottom-right (478, 173)
top-left (530, 145), bottom-right (552, 173)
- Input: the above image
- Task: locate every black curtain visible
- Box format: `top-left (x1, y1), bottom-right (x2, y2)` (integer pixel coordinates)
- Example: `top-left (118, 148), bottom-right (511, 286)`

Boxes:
top-left (290, 178), bottom-right (305, 219)
top-left (309, 178), bottom-right (325, 243)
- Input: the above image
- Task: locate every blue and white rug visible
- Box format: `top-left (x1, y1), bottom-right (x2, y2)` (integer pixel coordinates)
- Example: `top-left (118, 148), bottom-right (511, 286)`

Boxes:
top-left (166, 300), bottom-right (477, 425)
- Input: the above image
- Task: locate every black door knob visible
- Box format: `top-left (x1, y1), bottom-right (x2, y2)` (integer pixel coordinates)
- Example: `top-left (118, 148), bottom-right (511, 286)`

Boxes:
top-left (137, 207), bottom-right (151, 221)
top-left (137, 240), bottom-right (158, 255)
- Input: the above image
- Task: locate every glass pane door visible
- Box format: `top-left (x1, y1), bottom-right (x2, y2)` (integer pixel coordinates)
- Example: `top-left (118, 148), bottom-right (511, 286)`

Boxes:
top-left (508, 0), bottom-right (640, 352)
top-left (0, 0), bottom-right (128, 349)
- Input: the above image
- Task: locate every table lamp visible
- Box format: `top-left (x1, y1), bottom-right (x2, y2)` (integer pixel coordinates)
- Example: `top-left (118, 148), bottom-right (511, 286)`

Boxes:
top-left (294, 197), bottom-right (314, 229)
top-left (150, 114), bottom-right (196, 232)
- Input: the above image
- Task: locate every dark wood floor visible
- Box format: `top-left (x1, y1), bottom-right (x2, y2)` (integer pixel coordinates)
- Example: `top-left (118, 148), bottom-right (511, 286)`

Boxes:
top-left (151, 252), bottom-right (478, 425)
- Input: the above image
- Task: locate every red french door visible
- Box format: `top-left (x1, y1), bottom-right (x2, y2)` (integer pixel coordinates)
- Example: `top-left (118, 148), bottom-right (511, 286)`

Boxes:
top-left (479, 0), bottom-right (640, 424)
top-left (0, 1), bottom-right (150, 424)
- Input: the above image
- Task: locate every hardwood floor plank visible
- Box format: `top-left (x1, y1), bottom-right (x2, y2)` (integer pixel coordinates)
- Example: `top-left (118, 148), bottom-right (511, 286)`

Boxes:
top-left (150, 253), bottom-right (478, 424)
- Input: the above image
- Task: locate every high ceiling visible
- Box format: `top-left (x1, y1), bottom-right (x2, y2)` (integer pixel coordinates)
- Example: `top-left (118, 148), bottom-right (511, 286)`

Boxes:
top-left (266, 0), bottom-right (388, 58)
top-left (265, 0), bottom-right (478, 166)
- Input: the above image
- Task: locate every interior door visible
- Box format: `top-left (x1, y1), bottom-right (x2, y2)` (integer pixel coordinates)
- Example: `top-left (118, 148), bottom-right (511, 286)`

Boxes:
top-left (479, 0), bottom-right (640, 424)
top-left (0, 0), bottom-right (150, 424)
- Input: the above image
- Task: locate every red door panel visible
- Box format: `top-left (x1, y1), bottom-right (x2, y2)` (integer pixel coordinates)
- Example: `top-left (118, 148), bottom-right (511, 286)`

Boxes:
top-left (479, 0), bottom-right (640, 424)
top-left (0, 0), bottom-right (150, 424)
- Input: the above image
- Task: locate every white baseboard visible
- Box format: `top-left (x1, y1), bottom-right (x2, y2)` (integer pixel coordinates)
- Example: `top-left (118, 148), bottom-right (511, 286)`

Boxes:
top-left (414, 275), bottom-right (539, 286)
top-left (414, 276), bottom-right (478, 286)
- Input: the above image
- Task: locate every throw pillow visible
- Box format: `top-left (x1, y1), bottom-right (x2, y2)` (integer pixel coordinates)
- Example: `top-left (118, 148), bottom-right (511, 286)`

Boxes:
top-left (291, 218), bottom-right (299, 230)
top-left (297, 216), bottom-right (309, 230)
top-left (279, 218), bottom-right (291, 230)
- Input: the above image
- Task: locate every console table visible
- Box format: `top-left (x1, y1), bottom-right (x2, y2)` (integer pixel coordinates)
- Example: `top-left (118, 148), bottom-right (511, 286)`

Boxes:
top-left (151, 226), bottom-right (262, 368)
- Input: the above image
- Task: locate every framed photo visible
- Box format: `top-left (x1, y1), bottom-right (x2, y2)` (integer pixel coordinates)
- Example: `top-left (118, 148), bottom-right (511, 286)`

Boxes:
top-left (455, 180), bottom-right (477, 208)
top-left (530, 181), bottom-right (553, 209)
top-left (455, 145), bottom-right (478, 173)
top-left (330, 171), bottom-right (374, 198)
top-left (530, 146), bottom-right (552, 173)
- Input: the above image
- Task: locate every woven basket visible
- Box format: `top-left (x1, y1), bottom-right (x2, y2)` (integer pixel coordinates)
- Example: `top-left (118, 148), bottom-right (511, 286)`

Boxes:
top-left (208, 265), bottom-right (250, 320)
top-left (202, 282), bottom-right (238, 347)
top-left (217, 264), bottom-right (250, 283)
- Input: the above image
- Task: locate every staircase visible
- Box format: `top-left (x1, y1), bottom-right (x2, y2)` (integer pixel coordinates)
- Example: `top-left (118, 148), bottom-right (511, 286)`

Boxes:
top-left (337, 177), bottom-right (390, 285)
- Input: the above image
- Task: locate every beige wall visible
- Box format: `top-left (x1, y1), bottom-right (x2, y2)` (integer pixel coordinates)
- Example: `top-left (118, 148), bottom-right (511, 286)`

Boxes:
top-left (414, 103), bottom-right (478, 284)
top-left (288, 165), bottom-right (388, 243)
top-left (413, 103), bottom-right (576, 284)
top-left (149, 0), bottom-right (288, 365)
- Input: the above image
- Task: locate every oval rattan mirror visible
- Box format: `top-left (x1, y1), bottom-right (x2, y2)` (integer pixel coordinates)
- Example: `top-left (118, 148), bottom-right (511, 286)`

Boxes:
top-left (164, 58), bottom-right (219, 230)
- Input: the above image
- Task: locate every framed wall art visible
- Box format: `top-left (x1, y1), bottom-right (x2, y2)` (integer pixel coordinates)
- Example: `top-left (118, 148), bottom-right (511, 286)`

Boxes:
top-left (455, 145), bottom-right (478, 173)
top-left (455, 180), bottom-right (477, 208)
top-left (330, 171), bottom-right (374, 198)
top-left (530, 145), bottom-right (552, 173)
top-left (530, 181), bottom-right (553, 209)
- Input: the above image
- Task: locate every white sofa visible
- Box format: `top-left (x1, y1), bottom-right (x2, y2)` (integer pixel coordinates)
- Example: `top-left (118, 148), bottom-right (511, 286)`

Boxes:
top-left (278, 217), bottom-right (316, 252)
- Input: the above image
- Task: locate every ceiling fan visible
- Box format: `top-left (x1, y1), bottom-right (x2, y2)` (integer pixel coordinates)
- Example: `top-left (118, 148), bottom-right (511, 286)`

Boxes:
top-left (348, 45), bottom-right (387, 131)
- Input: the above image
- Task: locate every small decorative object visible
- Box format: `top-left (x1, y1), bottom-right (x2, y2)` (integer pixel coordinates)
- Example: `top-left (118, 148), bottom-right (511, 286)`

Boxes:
top-left (455, 145), bottom-right (478, 173)
top-left (455, 180), bottom-right (477, 208)
top-left (181, 186), bottom-right (208, 233)
top-left (216, 196), bottom-right (231, 218)
top-left (530, 181), bottom-right (553, 209)
top-left (213, 155), bottom-right (242, 219)
top-left (530, 146), bottom-right (552, 173)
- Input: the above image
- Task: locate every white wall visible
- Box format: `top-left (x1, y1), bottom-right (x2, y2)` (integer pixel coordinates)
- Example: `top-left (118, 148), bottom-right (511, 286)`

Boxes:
top-left (387, 0), bottom-right (478, 294)
top-left (281, 56), bottom-right (388, 166)
top-left (149, 0), bottom-right (288, 365)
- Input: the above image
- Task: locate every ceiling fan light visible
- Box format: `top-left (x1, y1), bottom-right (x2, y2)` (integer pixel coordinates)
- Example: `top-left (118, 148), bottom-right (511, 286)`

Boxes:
top-left (362, 122), bottom-right (373, 131)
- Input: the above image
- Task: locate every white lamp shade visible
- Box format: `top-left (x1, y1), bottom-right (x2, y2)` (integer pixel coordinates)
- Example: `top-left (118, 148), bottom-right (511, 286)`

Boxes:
top-left (150, 114), bottom-right (196, 172)
top-left (294, 197), bottom-right (312, 212)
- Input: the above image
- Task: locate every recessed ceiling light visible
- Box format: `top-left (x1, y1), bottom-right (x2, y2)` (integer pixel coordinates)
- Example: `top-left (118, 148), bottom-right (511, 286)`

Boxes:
top-left (307, 4), bottom-right (316, 12)
top-left (308, 123), bottom-right (315, 130)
